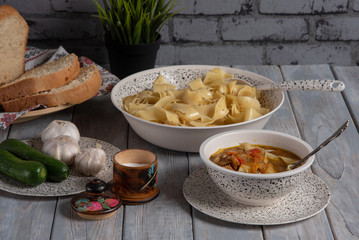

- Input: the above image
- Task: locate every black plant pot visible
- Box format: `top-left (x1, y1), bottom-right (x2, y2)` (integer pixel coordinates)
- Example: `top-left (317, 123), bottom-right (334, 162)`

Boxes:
top-left (105, 35), bottom-right (161, 79)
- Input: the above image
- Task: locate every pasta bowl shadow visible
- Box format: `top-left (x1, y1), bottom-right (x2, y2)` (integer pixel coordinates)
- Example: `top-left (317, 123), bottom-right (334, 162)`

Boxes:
top-left (111, 65), bottom-right (284, 152)
top-left (199, 129), bottom-right (315, 206)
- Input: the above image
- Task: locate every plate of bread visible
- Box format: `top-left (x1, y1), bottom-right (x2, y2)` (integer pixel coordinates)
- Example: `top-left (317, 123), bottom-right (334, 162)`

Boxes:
top-left (13, 105), bottom-right (75, 124)
top-left (0, 52), bottom-right (102, 114)
top-left (0, 5), bottom-right (103, 124)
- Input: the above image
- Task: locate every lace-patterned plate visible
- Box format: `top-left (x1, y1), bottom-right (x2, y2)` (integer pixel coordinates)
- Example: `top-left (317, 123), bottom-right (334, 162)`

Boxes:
top-left (183, 167), bottom-right (330, 225)
top-left (0, 137), bottom-right (119, 197)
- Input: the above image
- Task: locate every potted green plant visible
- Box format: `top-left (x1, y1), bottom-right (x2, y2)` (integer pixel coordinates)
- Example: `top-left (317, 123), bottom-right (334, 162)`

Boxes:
top-left (93, 0), bottom-right (179, 79)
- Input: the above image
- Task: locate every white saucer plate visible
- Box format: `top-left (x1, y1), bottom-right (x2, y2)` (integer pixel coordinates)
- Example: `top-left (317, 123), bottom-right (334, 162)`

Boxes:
top-left (183, 167), bottom-right (330, 225)
top-left (0, 137), bottom-right (119, 197)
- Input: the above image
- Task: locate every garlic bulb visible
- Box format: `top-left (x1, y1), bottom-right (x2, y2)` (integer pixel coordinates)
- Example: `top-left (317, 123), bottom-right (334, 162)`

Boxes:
top-left (74, 144), bottom-right (106, 176)
top-left (41, 120), bottom-right (80, 143)
top-left (42, 135), bottom-right (80, 166)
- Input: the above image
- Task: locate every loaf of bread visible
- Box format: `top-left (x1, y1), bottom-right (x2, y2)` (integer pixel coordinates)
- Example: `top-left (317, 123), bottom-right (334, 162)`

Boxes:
top-left (0, 53), bottom-right (80, 103)
top-left (2, 64), bottom-right (102, 112)
top-left (0, 5), bottom-right (29, 85)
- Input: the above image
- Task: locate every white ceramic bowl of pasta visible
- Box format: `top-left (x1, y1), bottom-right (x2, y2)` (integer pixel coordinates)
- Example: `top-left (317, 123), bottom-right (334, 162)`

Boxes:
top-left (199, 129), bottom-right (315, 206)
top-left (111, 65), bottom-right (284, 152)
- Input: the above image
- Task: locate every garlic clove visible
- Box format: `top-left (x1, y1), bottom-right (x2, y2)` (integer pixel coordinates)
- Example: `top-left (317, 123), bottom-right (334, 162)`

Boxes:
top-left (42, 135), bottom-right (80, 166)
top-left (41, 120), bottom-right (80, 143)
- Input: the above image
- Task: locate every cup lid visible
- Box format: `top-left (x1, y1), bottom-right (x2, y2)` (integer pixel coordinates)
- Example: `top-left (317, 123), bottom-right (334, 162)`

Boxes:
top-left (71, 179), bottom-right (121, 220)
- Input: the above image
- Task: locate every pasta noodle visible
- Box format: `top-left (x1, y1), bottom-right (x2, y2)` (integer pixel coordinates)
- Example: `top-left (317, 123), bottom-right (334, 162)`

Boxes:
top-left (122, 68), bottom-right (270, 127)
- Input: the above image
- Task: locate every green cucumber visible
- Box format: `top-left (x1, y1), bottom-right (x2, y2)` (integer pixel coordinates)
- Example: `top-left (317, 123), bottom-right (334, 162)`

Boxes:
top-left (0, 149), bottom-right (47, 186)
top-left (0, 139), bottom-right (69, 182)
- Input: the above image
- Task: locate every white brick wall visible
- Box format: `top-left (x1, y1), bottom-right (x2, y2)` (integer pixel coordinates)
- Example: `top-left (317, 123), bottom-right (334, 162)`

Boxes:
top-left (158, 45), bottom-right (263, 65)
top-left (353, 0), bottom-right (359, 10)
top-left (28, 18), bottom-right (99, 39)
top-left (222, 17), bottom-right (308, 41)
top-left (3, 0), bottom-right (52, 14)
top-left (259, 0), bottom-right (348, 14)
top-left (173, 17), bottom-right (219, 42)
top-left (174, 0), bottom-right (251, 14)
top-left (315, 17), bottom-right (359, 40)
top-left (266, 44), bottom-right (352, 65)
top-left (2, 0), bottom-right (359, 66)
top-left (52, 0), bottom-right (100, 12)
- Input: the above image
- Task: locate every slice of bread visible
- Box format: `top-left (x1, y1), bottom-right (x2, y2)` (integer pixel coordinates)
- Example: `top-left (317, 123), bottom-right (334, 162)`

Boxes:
top-left (0, 5), bottom-right (29, 85)
top-left (2, 64), bottom-right (102, 112)
top-left (0, 53), bottom-right (80, 103)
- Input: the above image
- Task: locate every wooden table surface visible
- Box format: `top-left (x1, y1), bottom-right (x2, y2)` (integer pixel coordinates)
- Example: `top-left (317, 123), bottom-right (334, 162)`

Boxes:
top-left (0, 64), bottom-right (358, 240)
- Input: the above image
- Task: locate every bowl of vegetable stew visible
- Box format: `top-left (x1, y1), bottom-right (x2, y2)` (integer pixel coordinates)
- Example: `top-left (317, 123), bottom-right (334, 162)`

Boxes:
top-left (111, 65), bottom-right (284, 152)
top-left (199, 129), bottom-right (315, 206)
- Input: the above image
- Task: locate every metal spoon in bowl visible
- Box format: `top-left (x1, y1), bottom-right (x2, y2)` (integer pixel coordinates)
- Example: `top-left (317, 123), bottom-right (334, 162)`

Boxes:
top-left (290, 120), bottom-right (350, 170)
top-left (225, 78), bottom-right (345, 92)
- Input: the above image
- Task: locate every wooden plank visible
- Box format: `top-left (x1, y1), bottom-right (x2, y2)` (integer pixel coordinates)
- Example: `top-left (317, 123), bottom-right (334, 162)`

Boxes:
top-left (7, 107), bottom-right (74, 140)
top-left (332, 66), bottom-right (359, 129)
top-left (188, 154), bottom-right (264, 240)
top-left (236, 65), bottom-right (299, 135)
top-left (186, 66), bottom-right (300, 240)
top-left (0, 193), bottom-right (57, 240)
top-left (238, 65), bottom-right (333, 239)
top-left (122, 128), bottom-right (193, 240)
top-left (2, 63), bottom-right (357, 239)
top-left (0, 108), bottom-right (74, 240)
top-left (184, 65), bottom-right (266, 240)
top-left (52, 195), bottom-right (124, 240)
top-left (186, 65), bottom-right (333, 239)
top-left (0, 125), bottom-right (9, 142)
top-left (71, 95), bottom-right (128, 149)
top-left (51, 95), bottom-right (127, 240)
top-left (281, 64), bottom-right (359, 240)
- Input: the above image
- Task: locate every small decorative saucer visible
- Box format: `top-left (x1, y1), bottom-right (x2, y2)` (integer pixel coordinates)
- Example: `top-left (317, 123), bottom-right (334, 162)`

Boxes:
top-left (183, 168), bottom-right (330, 225)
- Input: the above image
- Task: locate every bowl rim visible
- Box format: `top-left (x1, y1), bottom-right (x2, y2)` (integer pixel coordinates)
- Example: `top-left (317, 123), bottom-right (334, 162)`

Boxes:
top-left (110, 65), bottom-right (285, 130)
top-left (199, 129), bottom-right (315, 179)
